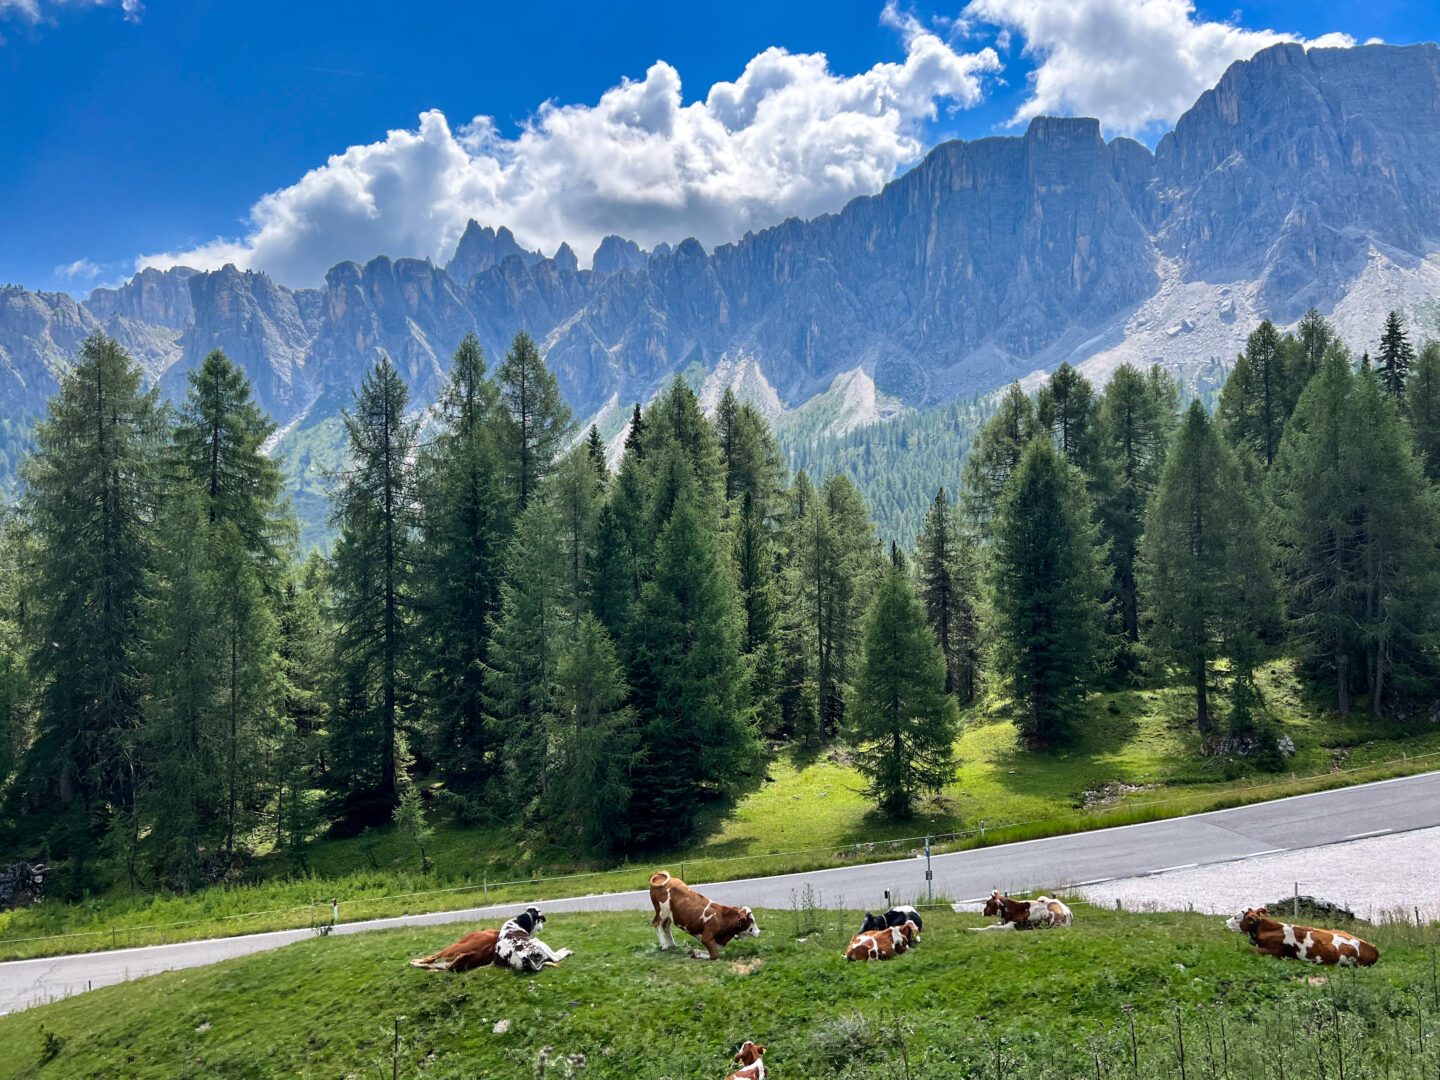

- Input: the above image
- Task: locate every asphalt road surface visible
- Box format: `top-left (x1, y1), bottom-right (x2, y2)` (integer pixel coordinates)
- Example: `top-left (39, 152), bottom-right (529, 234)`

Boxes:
top-left (3, 769), bottom-right (1437, 1015)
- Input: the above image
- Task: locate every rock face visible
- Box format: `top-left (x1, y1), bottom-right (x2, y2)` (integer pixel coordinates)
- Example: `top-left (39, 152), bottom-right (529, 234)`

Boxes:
top-left (2, 43), bottom-right (1438, 437)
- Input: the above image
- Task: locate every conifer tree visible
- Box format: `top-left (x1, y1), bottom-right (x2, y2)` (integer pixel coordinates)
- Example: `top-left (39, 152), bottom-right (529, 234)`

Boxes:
top-left (812, 474), bottom-right (880, 739)
top-left (552, 444), bottom-right (603, 624)
top-left (846, 563), bottom-right (959, 817)
top-left (0, 506), bottom-right (29, 792)
top-left (329, 358), bottom-right (417, 821)
top-left (413, 333), bottom-right (511, 795)
top-left (1268, 350), bottom-right (1440, 714)
top-left (988, 439), bottom-right (1104, 744)
top-left (777, 470), bottom-right (820, 738)
top-left (1140, 402), bottom-right (1273, 733)
top-left (624, 402), bottom-right (646, 460)
top-left (1036, 362), bottom-right (1098, 473)
top-left (1295, 308), bottom-right (1334, 382)
top-left (1406, 341), bottom-right (1440, 481)
top-left (143, 484), bottom-right (224, 886)
top-left (914, 489), bottom-right (980, 702)
top-left (586, 424), bottom-right (607, 476)
top-left (486, 493), bottom-right (565, 816)
top-left (1095, 364), bottom-right (1179, 658)
top-left (628, 490), bottom-right (752, 844)
top-left (17, 333), bottom-right (161, 846)
top-left (548, 613), bottom-right (636, 851)
top-left (274, 553), bottom-right (329, 856)
top-left (1218, 320), bottom-right (1296, 468)
top-left (962, 382), bottom-right (1037, 536)
top-left (1376, 310), bottom-right (1416, 399)
top-left (171, 349), bottom-right (289, 859)
top-left (498, 330), bottom-right (572, 508)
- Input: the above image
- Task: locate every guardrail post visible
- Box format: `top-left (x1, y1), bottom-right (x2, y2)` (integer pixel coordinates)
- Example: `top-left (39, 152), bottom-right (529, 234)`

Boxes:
top-left (1294, 881), bottom-right (1299, 919)
top-left (483, 877), bottom-right (487, 902)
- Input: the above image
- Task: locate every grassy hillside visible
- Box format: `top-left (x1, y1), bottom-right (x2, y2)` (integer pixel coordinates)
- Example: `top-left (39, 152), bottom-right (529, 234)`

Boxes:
top-left (4, 904), bottom-right (1438, 1078)
top-left (3, 660), bottom-right (1439, 962)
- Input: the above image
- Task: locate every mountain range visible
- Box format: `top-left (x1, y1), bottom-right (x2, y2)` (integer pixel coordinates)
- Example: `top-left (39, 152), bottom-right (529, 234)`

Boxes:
top-left (2, 41), bottom-right (1438, 538)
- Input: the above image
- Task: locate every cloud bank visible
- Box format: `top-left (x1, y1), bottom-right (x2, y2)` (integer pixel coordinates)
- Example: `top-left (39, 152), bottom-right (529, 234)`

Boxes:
top-left (139, 0), bottom-right (1364, 288)
top-left (962, 0), bottom-right (1355, 135)
top-left (139, 16), bottom-right (1000, 287)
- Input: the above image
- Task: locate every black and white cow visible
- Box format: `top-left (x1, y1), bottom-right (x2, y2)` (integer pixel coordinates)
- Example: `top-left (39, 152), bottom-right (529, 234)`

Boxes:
top-left (495, 907), bottom-right (574, 973)
top-left (859, 905), bottom-right (924, 941)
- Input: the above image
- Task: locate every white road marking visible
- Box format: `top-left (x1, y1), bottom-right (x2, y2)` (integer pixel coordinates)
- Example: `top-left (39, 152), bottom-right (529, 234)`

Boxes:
top-left (1148, 863), bottom-right (1198, 874)
top-left (1344, 828), bottom-right (1393, 840)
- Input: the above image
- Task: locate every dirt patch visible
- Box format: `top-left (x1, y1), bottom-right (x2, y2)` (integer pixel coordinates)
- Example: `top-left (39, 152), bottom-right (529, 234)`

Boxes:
top-left (1075, 782), bottom-right (1150, 810)
top-left (729, 957), bottom-right (765, 975)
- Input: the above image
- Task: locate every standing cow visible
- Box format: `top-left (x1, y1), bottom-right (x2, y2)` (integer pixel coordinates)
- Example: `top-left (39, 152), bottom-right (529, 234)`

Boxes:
top-left (649, 871), bottom-right (760, 960)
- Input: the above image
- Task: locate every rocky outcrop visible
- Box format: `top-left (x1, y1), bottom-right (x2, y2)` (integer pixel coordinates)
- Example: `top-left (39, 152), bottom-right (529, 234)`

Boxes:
top-left (2, 43), bottom-right (1438, 441)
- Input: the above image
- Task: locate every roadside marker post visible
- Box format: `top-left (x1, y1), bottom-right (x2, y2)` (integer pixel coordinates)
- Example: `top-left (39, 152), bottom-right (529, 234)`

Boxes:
top-left (925, 835), bottom-right (933, 905)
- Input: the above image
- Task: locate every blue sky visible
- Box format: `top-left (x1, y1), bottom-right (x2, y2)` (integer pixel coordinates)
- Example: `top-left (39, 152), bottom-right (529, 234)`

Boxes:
top-left (2, 0), bottom-right (1436, 294)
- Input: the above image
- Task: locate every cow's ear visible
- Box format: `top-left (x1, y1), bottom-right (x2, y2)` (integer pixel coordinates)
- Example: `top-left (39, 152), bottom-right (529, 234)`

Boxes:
top-left (756, 1045), bottom-right (766, 1055)
top-left (1257, 906), bottom-right (1268, 915)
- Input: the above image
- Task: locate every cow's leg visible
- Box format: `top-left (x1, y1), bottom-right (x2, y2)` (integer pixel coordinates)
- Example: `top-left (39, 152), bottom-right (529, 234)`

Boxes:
top-left (532, 939), bottom-right (573, 964)
top-left (970, 922), bottom-right (1016, 932)
top-left (655, 918), bottom-right (671, 950)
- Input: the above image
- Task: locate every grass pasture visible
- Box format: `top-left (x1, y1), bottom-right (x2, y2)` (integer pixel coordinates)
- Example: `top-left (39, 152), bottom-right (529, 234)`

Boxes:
top-left (3, 904), bottom-right (1440, 1078)
top-left (4, 659), bottom-right (1440, 963)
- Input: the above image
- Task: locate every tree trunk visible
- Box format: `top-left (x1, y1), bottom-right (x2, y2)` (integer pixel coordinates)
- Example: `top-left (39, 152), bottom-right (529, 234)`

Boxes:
top-left (1194, 658), bottom-right (1212, 734)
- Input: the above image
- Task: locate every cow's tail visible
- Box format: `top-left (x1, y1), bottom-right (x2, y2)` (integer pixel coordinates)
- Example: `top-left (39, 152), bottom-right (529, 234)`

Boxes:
top-left (649, 871), bottom-right (672, 888)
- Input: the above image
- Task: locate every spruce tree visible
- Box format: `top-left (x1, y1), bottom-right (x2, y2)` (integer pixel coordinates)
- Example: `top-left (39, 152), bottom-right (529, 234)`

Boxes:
top-left (914, 489), bottom-right (980, 703)
top-left (628, 490), bottom-right (752, 845)
top-left (0, 506), bottom-right (29, 793)
top-left (988, 439), bottom-right (1104, 744)
top-left (548, 613), bottom-right (636, 852)
top-left (777, 470), bottom-right (820, 738)
top-left (845, 563), bottom-right (960, 817)
top-left (329, 358), bottom-right (417, 821)
top-left (961, 382), bottom-right (1036, 536)
top-left (1407, 341), bottom-right (1440, 481)
top-left (413, 333), bottom-right (511, 796)
top-left (552, 444), bottom-right (603, 623)
top-left (274, 553), bottom-right (329, 857)
top-left (497, 330), bottom-right (572, 508)
top-left (1376, 310), bottom-right (1416, 400)
top-left (1139, 402), bottom-right (1273, 733)
top-left (813, 473), bottom-right (880, 740)
top-left (1295, 308), bottom-right (1334, 382)
top-left (1095, 364), bottom-right (1179, 661)
top-left (17, 333), bottom-right (161, 848)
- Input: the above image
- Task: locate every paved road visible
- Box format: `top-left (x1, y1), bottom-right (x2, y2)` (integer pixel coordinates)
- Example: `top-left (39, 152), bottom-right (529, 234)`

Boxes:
top-left (3, 769), bottom-right (1437, 1015)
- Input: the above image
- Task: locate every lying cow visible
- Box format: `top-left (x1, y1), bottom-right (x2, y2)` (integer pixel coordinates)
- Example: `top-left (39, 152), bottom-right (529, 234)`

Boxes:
top-left (649, 871), bottom-right (760, 960)
top-left (844, 920), bottom-right (918, 961)
top-left (409, 928), bottom-right (499, 972)
top-left (971, 891), bottom-right (1073, 931)
top-left (860, 904), bottom-right (924, 941)
top-left (724, 1041), bottom-right (767, 1080)
top-left (495, 907), bottom-right (574, 973)
top-left (1225, 907), bottom-right (1379, 967)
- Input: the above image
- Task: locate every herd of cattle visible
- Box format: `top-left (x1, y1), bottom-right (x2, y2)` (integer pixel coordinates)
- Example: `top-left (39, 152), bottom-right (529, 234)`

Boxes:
top-left (408, 873), bottom-right (1381, 1078)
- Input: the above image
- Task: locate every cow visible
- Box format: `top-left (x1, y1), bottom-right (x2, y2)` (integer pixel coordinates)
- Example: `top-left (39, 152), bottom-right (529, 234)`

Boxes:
top-left (649, 871), bottom-right (760, 960)
top-left (971, 891), bottom-right (1074, 931)
top-left (724, 1041), bottom-right (768, 1080)
top-left (860, 904), bottom-right (924, 941)
top-left (495, 907), bottom-right (574, 973)
top-left (1225, 907), bottom-right (1379, 967)
top-left (844, 920), bottom-right (918, 961)
top-left (408, 928), bottom-right (500, 972)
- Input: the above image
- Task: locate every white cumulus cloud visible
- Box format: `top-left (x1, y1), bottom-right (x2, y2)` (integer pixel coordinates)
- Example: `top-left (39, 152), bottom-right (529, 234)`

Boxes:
top-left (961, 0), bottom-right (1356, 135)
top-left (138, 17), bottom-right (1001, 287)
top-left (55, 257), bottom-right (101, 280)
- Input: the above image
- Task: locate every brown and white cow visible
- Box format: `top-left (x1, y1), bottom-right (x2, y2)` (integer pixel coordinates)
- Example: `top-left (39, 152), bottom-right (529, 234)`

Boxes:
top-left (1225, 907), bottom-right (1379, 967)
top-left (724, 1041), bottom-right (767, 1080)
top-left (408, 928), bottom-right (499, 972)
top-left (844, 920), bottom-right (918, 961)
top-left (972, 891), bottom-right (1074, 931)
top-left (649, 871), bottom-right (760, 960)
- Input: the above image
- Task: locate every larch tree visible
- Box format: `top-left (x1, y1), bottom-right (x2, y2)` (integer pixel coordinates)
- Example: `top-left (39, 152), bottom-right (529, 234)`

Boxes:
top-left (498, 330), bottom-right (572, 508)
top-left (329, 358), bottom-right (418, 822)
top-left (1139, 402), bottom-right (1273, 734)
top-left (1036, 362), bottom-right (1099, 474)
top-left (1406, 341), bottom-right (1440, 481)
top-left (961, 382), bottom-right (1037, 537)
top-left (845, 562), bottom-right (960, 818)
top-left (1218, 320), bottom-right (1297, 469)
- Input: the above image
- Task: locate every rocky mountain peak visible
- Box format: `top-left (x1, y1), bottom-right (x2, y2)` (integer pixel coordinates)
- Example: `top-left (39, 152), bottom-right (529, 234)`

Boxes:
top-left (446, 222), bottom-right (541, 285)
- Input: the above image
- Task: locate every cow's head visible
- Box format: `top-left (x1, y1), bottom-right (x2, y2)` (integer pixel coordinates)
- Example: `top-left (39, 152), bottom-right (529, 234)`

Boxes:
top-left (898, 920), bottom-right (919, 944)
top-left (1225, 907), bottom-right (1267, 934)
top-left (734, 1041), bottom-right (766, 1066)
top-left (860, 912), bottom-right (887, 933)
top-left (982, 891), bottom-right (1005, 918)
top-left (739, 907), bottom-right (761, 938)
top-left (514, 907), bottom-right (546, 933)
